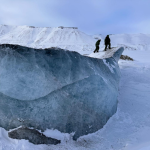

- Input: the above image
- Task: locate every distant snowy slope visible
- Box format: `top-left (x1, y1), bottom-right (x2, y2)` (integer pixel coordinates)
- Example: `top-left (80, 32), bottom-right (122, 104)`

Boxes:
top-left (93, 33), bottom-right (150, 52)
top-left (0, 25), bottom-right (96, 54)
top-left (110, 33), bottom-right (150, 50)
top-left (1, 25), bottom-right (150, 54)
top-left (0, 25), bottom-right (15, 36)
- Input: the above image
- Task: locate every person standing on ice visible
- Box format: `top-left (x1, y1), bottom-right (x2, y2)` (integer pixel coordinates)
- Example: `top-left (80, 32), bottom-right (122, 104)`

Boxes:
top-left (94, 39), bottom-right (101, 53)
top-left (104, 35), bottom-right (111, 51)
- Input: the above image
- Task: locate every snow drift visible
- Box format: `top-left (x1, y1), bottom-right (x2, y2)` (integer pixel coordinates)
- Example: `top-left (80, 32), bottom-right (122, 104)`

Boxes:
top-left (0, 44), bottom-right (123, 140)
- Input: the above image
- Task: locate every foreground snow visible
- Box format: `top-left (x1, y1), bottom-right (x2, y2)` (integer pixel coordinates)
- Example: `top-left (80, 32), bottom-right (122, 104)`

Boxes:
top-left (0, 46), bottom-right (150, 149)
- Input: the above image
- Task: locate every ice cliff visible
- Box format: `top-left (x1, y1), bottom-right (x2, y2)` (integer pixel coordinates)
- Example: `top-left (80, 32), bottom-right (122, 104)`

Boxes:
top-left (0, 44), bottom-right (123, 140)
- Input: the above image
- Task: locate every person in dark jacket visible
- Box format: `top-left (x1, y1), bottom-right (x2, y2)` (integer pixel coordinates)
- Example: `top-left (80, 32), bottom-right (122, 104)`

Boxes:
top-left (104, 35), bottom-right (111, 51)
top-left (94, 39), bottom-right (101, 53)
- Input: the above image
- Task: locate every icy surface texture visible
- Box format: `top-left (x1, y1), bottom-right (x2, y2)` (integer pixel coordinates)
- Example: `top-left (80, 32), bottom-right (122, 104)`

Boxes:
top-left (0, 44), bottom-right (124, 140)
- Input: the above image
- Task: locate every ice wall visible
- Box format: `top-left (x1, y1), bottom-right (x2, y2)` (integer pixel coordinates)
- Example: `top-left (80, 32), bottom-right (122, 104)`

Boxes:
top-left (0, 44), bottom-right (123, 140)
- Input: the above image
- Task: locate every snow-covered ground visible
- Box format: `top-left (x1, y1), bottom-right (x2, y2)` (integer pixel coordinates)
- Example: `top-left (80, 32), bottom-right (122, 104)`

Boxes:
top-left (0, 25), bottom-right (150, 149)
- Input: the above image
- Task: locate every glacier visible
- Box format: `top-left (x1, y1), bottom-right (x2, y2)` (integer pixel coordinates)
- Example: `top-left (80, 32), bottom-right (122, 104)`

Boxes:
top-left (0, 44), bottom-right (123, 140)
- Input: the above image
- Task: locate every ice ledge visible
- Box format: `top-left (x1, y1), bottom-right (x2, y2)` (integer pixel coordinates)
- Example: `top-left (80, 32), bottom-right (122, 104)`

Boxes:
top-left (88, 47), bottom-right (124, 62)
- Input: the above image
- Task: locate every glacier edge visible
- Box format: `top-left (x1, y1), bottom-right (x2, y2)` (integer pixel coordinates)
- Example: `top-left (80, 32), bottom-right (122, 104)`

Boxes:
top-left (0, 44), bottom-right (124, 140)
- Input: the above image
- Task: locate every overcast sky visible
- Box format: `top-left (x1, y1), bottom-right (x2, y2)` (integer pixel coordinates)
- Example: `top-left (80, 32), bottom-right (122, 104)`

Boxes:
top-left (0, 0), bottom-right (150, 35)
